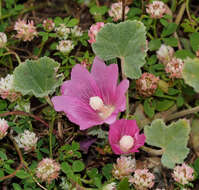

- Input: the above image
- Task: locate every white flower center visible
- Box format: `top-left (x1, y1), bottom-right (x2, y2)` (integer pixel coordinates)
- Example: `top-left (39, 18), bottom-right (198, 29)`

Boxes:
top-left (119, 135), bottom-right (134, 152)
top-left (89, 96), bottom-right (104, 111)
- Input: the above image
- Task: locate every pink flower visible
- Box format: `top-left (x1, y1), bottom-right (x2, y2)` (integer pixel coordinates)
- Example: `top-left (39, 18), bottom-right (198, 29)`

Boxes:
top-left (136, 73), bottom-right (159, 97)
top-left (146, 1), bottom-right (167, 19)
top-left (172, 163), bottom-right (194, 185)
top-left (129, 169), bottom-right (155, 189)
top-left (43, 19), bottom-right (55, 32)
top-left (0, 119), bottom-right (9, 140)
top-left (36, 158), bottom-right (60, 184)
top-left (112, 156), bottom-right (136, 180)
top-left (52, 57), bottom-right (129, 130)
top-left (108, 119), bottom-right (145, 155)
top-left (14, 19), bottom-right (37, 41)
top-left (88, 22), bottom-right (104, 44)
top-left (165, 57), bottom-right (184, 79)
top-left (108, 2), bottom-right (129, 21)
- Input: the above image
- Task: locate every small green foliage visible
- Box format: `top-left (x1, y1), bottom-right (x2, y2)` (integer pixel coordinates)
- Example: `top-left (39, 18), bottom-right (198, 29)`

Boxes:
top-left (92, 20), bottom-right (147, 79)
top-left (144, 119), bottom-right (190, 168)
top-left (117, 178), bottom-right (130, 190)
top-left (13, 56), bottom-right (63, 97)
top-left (182, 58), bottom-right (199, 93)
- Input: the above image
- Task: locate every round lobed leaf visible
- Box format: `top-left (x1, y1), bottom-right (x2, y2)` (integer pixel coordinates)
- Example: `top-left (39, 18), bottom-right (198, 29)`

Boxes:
top-left (92, 20), bottom-right (147, 79)
top-left (13, 56), bottom-right (63, 98)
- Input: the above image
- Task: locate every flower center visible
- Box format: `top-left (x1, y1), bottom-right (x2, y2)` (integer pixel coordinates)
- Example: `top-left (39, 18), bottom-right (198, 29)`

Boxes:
top-left (89, 96), bottom-right (115, 120)
top-left (119, 135), bottom-right (134, 152)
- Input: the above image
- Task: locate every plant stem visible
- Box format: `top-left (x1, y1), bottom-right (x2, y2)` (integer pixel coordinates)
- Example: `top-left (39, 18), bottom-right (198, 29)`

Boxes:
top-left (140, 146), bottom-right (164, 156)
top-left (49, 117), bottom-right (55, 158)
top-left (45, 96), bottom-right (53, 107)
top-left (5, 48), bottom-right (22, 64)
top-left (122, 0), bottom-right (126, 21)
top-left (164, 105), bottom-right (199, 122)
top-left (153, 19), bottom-right (158, 38)
top-left (186, 0), bottom-right (192, 21)
top-left (120, 57), bottom-right (129, 118)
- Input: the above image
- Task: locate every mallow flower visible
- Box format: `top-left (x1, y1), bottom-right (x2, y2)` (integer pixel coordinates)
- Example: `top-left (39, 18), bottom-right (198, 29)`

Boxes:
top-left (108, 119), bottom-right (145, 155)
top-left (52, 57), bottom-right (129, 130)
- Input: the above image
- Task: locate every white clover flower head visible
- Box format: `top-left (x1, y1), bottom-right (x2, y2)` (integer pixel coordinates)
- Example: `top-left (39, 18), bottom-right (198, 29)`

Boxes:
top-left (108, 2), bottom-right (130, 21)
top-left (165, 57), bottom-right (184, 79)
top-left (136, 72), bottom-right (159, 97)
top-left (0, 118), bottom-right (9, 140)
top-left (14, 19), bottom-right (37, 41)
top-left (71, 25), bottom-right (83, 37)
top-left (156, 44), bottom-right (174, 64)
top-left (146, 1), bottom-right (167, 19)
top-left (129, 169), bottom-right (155, 189)
top-left (112, 156), bottom-right (136, 180)
top-left (55, 24), bottom-right (70, 39)
top-left (103, 182), bottom-right (116, 190)
top-left (14, 130), bottom-right (38, 152)
top-left (0, 74), bottom-right (20, 102)
top-left (172, 163), bottom-right (194, 185)
top-left (57, 40), bottom-right (74, 53)
top-left (36, 158), bottom-right (60, 184)
top-left (0, 32), bottom-right (7, 48)
top-left (43, 19), bottom-right (55, 32)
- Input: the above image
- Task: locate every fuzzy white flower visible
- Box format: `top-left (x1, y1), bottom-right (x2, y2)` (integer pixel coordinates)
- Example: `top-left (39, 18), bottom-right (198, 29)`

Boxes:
top-left (14, 130), bottom-right (38, 152)
top-left (108, 2), bottom-right (129, 21)
top-left (146, 1), bottom-right (167, 19)
top-left (156, 44), bottom-right (174, 64)
top-left (0, 118), bottom-right (9, 140)
top-left (57, 40), bottom-right (74, 53)
top-left (55, 24), bottom-right (70, 39)
top-left (0, 32), bottom-right (7, 48)
top-left (71, 26), bottom-right (83, 37)
top-left (0, 74), bottom-right (20, 102)
top-left (36, 158), bottom-right (60, 184)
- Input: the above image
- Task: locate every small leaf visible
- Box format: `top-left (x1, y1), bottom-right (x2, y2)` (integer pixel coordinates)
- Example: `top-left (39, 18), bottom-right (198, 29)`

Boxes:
top-left (92, 21), bottom-right (147, 79)
top-left (144, 119), bottom-right (190, 168)
top-left (190, 32), bottom-right (199, 51)
top-left (155, 99), bottom-right (175, 111)
top-left (161, 23), bottom-right (177, 37)
top-left (13, 57), bottom-right (63, 97)
top-left (102, 164), bottom-right (113, 180)
top-left (12, 183), bottom-right (22, 190)
top-left (0, 99), bottom-right (7, 110)
top-left (66, 18), bottom-right (79, 27)
top-left (72, 160), bottom-right (85, 172)
top-left (163, 37), bottom-right (178, 47)
top-left (144, 99), bottom-right (155, 118)
top-left (175, 50), bottom-right (195, 59)
top-left (182, 58), bottom-right (199, 92)
top-left (0, 151), bottom-right (7, 160)
top-left (117, 178), bottom-right (130, 190)
top-left (16, 170), bottom-right (29, 179)
top-left (149, 39), bottom-right (161, 51)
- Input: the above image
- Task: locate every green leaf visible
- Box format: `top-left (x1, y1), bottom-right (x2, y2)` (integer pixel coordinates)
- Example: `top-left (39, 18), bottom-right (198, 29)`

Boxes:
top-left (12, 183), bottom-right (22, 190)
top-left (149, 39), bottom-right (161, 51)
top-left (0, 151), bottom-right (7, 160)
top-left (90, 5), bottom-right (108, 15)
top-left (161, 23), bottom-right (178, 37)
top-left (144, 99), bottom-right (155, 118)
top-left (72, 160), bottom-right (85, 172)
top-left (117, 178), bottom-right (130, 190)
top-left (66, 18), bottom-right (79, 27)
top-left (155, 99), bottom-right (175, 111)
top-left (102, 164), bottom-right (113, 180)
top-left (92, 21), bottom-right (147, 79)
top-left (16, 170), bottom-right (29, 179)
top-left (144, 119), bottom-right (190, 168)
top-left (182, 58), bottom-right (199, 93)
top-left (0, 99), bottom-right (7, 110)
top-left (13, 57), bottom-right (63, 97)
top-left (190, 32), bottom-right (199, 51)
top-left (163, 37), bottom-right (178, 47)
top-left (175, 50), bottom-right (195, 59)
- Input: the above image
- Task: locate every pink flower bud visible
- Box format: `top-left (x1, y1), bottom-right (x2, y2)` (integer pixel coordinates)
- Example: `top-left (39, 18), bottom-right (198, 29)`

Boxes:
top-left (0, 119), bottom-right (9, 139)
top-left (88, 22), bottom-right (104, 44)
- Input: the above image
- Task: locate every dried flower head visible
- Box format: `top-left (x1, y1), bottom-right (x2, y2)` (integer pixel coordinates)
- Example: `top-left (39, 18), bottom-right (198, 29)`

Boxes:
top-left (108, 2), bottom-right (130, 21)
top-left (172, 163), bottom-right (194, 185)
top-left (88, 22), bottom-right (104, 44)
top-left (0, 119), bottom-right (9, 140)
top-left (57, 40), bottom-right (74, 53)
top-left (103, 182), bottom-right (116, 190)
top-left (14, 19), bottom-right (37, 41)
top-left (52, 57), bottom-right (129, 130)
top-left (146, 1), bottom-right (167, 19)
top-left (129, 169), bottom-right (155, 189)
top-left (109, 119), bottom-right (145, 155)
top-left (71, 25), bottom-right (83, 37)
top-left (112, 156), bottom-right (136, 180)
top-left (43, 19), bottom-right (55, 32)
top-left (36, 158), bottom-right (60, 184)
top-left (156, 44), bottom-right (174, 64)
top-left (136, 73), bottom-right (159, 97)
top-left (0, 32), bottom-right (7, 48)
top-left (165, 57), bottom-right (184, 79)
top-left (14, 130), bottom-right (38, 152)
top-left (55, 24), bottom-right (70, 39)
top-left (0, 74), bottom-right (21, 102)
